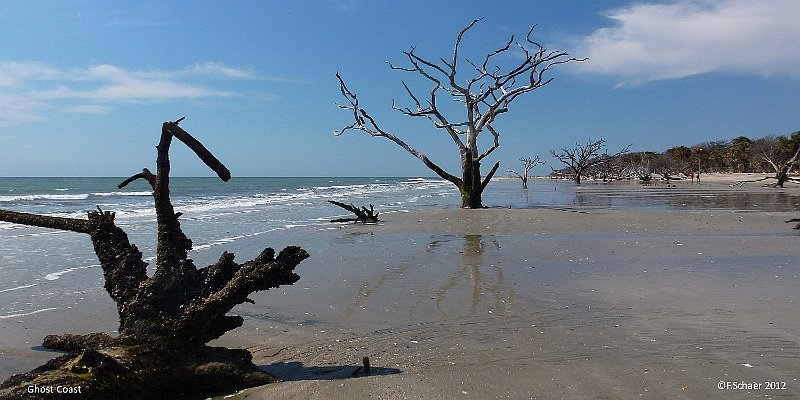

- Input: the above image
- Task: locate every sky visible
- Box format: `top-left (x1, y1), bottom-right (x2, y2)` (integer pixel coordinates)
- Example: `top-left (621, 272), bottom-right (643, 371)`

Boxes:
top-left (1, 0), bottom-right (798, 177)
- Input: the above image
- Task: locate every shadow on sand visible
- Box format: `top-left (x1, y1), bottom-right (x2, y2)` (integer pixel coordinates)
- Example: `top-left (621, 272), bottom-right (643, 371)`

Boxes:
top-left (260, 361), bottom-right (401, 381)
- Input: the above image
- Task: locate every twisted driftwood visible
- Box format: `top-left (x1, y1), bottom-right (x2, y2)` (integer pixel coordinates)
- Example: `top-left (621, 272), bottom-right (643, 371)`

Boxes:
top-left (0, 118), bottom-right (309, 399)
top-left (329, 200), bottom-right (380, 223)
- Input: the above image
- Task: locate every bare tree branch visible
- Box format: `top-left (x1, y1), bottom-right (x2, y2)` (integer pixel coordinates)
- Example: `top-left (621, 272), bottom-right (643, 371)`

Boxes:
top-left (476, 124), bottom-right (501, 162)
top-left (551, 138), bottom-right (630, 184)
top-left (482, 161), bottom-right (501, 190)
top-left (335, 19), bottom-right (581, 207)
top-left (335, 72), bottom-right (462, 187)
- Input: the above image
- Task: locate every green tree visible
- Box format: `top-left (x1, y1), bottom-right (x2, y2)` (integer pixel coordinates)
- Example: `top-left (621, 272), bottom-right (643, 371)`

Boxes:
top-left (665, 146), bottom-right (692, 173)
top-left (727, 136), bottom-right (752, 172)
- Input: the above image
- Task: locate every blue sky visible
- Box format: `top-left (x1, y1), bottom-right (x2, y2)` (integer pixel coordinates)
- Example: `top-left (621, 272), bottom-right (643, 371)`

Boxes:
top-left (1, 0), bottom-right (798, 177)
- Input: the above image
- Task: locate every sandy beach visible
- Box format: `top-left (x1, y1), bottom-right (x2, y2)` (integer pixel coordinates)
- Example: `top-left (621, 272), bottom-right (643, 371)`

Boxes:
top-left (2, 179), bottom-right (799, 399)
top-left (207, 189), bottom-right (799, 399)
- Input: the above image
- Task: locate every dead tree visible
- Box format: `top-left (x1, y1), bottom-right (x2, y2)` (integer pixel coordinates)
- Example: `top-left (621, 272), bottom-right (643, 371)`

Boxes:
top-left (756, 142), bottom-right (800, 228)
top-left (0, 118), bottom-right (309, 400)
top-left (550, 138), bottom-right (630, 184)
top-left (329, 200), bottom-right (380, 223)
top-left (335, 18), bottom-right (581, 208)
top-left (736, 137), bottom-right (800, 188)
top-left (507, 156), bottom-right (544, 188)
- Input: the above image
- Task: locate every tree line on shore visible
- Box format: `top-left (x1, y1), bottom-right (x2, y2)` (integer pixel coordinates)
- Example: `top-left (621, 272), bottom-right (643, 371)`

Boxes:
top-left (539, 130), bottom-right (800, 185)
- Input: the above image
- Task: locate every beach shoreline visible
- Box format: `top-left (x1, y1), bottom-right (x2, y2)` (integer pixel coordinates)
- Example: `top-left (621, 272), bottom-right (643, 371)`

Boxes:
top-left (526, 172), bottom-right (795, 186)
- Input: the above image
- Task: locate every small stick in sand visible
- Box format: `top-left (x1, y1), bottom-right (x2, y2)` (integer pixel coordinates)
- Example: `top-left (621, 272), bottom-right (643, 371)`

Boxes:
top-left (351, 356), bottom-right (371, 376)
top-left (363, 356), bottom-right (371, 375)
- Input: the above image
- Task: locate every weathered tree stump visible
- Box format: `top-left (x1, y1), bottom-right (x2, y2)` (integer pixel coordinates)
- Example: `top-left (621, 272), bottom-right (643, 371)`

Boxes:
top-left (329, 200), bottom-right (380, 223)
top-left (0, 119), bottom-right (309, 399)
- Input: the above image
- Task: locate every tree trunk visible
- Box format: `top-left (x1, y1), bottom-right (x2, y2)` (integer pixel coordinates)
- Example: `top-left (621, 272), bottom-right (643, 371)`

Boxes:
top-left (460, 151), bottom-right (484, 209)
top-left (776, 167), bottom-right (789, 188)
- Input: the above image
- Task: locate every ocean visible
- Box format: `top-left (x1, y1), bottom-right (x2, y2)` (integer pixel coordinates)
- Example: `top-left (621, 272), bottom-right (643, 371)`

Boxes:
top-left (1, 176), bottom-right (798, 325)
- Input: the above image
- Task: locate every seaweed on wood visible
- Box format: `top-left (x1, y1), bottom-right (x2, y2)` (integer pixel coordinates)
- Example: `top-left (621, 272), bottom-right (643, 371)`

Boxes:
top-left (0, 118), bottom-right (309, 400)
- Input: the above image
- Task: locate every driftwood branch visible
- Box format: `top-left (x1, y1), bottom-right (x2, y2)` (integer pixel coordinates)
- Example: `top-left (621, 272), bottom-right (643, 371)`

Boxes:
top-left (735, 175), bottom-right (800, 187)
top-left (119, 168), bottom-right (156, 190)
top-left (0, 118), bottom-right (309, 399)
top-left (164, 122), bottom-right (231, 182)
top-left (329, 200), bottom-right (380, 223)
top-left (0, 209), bottom-right (91, 234)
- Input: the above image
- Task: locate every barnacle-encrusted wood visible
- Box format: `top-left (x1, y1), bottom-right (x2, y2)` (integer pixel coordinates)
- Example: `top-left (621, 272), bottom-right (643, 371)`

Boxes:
top-left (0, 118), bottom-right (309, 399)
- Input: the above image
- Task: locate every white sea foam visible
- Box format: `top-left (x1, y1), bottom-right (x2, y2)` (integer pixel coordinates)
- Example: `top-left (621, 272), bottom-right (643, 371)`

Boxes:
top-left (191, 228), bottom-right (287, 252)
top-left (3, 230), bottom-right (68, 239)
top-left (0, 284), bottom-right (37, 293)
top-left (43, 264), bottom-right (98, 281)
top-left (0, 307), bottom-right (58, 319)
top-left (92, 191), bottom-right (153, 197)
top-left (0, 194), bottom-right (89, 202)
top-left (0, 222), bottom-right (20, 230)
top-left (147, 179), bottom-right (454, 219)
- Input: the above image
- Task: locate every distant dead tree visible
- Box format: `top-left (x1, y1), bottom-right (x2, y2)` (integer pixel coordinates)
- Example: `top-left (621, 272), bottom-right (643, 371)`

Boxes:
top-left (738, 136), bottom-right (800, 188)
top-left (507, 156), bottom-right (544, 188)
top-left (0, 118), bottom-right (309, 399)
top-left (335, 18), bottom-right (582, 208)
top-left (550, 138), bottom-right (630, 184)
top-left (766, 147), bottom-right (800, 188)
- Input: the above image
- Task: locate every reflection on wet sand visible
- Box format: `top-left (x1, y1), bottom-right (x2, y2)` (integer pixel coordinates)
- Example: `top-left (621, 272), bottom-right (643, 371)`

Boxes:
top-left (432, 235), bottom-right (511, 318)
top-left (342, 234), bottom-right (515, 321)
top-left (487, 178), bottom-right (800, 211)
top-left (573, 184), bottom-right (800, 211)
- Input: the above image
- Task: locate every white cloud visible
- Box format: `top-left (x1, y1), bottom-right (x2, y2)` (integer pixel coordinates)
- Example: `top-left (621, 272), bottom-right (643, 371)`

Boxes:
top-left (189, 62), bottom-right (256, 79)
top-left (63, 105), bottom-right (111, 114)
top-left (572, 0), bottom-right (800, 84)
top-left (0, 62), bottom-right (262, 126)
top-left (0, 95), bottom-right (48, 127)
top-left (0, 61), bottom-right (61, 88)
top-left (189, 62), bottom-right (306, 83)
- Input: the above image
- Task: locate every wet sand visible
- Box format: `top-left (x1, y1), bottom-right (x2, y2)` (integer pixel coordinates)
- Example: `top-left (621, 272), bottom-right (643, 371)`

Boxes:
top-left (2, 181), bottom-right (799, 399)
top-left (212, 206), bottom-right (799, 400)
